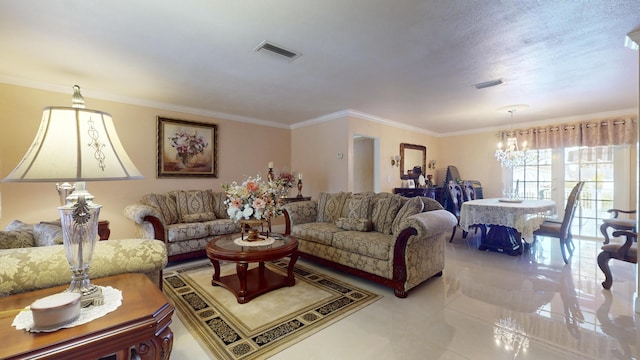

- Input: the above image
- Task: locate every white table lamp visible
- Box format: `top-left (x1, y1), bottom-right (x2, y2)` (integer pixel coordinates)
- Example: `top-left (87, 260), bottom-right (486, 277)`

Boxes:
top-left (2, 85), bottom-right (142, 306)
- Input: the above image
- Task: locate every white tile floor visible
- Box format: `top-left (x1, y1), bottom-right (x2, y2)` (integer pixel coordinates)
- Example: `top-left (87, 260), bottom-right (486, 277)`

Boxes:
top-left (168, 231), bottom-right (638, 359)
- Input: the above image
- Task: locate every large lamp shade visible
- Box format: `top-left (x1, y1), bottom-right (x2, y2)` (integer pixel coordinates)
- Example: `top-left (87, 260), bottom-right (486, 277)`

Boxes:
top-left (3, 106), bottom-right (142, 182)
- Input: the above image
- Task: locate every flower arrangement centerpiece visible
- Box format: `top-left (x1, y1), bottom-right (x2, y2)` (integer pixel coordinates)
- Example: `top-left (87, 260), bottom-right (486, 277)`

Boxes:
top-left (276, 170), bottom-right (296, 198)
top-left (169, 128), bottom-right (209, 167)
top-left (223, 174), bottom-right (283, 241)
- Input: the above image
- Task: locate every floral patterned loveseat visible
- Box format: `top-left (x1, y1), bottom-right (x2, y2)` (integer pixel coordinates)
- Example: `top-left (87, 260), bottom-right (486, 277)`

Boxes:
top-left (124, 190), bottom-right (240, 262)
top-left (0, 221), bottom-right (168, 296)
top-left (283, 192), bottom-right (457, 298)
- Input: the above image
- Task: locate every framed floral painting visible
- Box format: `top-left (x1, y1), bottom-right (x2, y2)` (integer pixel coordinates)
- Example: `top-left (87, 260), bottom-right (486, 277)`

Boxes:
top-left (157, 117), bottom-right (218, 178)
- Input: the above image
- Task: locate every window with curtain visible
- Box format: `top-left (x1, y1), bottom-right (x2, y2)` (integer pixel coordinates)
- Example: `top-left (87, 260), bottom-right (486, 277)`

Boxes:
top-left (505, 116), bottom-right (636, 239)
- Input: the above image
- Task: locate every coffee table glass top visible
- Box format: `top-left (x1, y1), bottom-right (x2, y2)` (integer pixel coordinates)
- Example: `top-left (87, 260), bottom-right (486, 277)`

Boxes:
top-left (212, 233), bottom-right (295, 252)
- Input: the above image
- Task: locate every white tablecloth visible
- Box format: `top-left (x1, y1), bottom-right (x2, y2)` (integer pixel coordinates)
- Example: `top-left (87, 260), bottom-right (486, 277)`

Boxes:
top-left (460, 198), bottom-right (556, 243)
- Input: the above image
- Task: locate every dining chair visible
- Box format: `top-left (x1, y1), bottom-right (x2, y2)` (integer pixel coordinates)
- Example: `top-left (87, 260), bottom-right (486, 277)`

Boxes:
top-left (447, 181), bottom-right (466, 242)
top-left (533, 181), bottom-right (585, 264)
top-left (448, 181), bottom-right (484, 242)
top-left (462, 181), bottom-right (476, 202)
top-left (600, 208), bottom-right (636, 244)
top-left (598, 230), bottom-right (637, 289)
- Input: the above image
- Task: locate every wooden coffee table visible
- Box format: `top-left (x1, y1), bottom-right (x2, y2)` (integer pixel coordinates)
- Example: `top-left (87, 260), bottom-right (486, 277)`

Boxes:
top-left (0, 273), bottom-right (174, 360)
top-left (206, 233), bottom-right (299, 304)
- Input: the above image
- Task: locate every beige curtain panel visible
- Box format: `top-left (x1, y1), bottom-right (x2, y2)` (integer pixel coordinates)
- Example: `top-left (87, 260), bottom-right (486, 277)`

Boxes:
top-left (499, 115), bottom-right (637, 150)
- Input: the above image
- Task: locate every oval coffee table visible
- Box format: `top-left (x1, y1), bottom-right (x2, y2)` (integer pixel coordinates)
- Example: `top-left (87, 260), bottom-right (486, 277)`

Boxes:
top-left (205, 234), bottom-right (298, 304)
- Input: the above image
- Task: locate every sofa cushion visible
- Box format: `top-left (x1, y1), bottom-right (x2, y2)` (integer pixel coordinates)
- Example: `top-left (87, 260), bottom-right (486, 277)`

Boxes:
top-left (392, 196), bottom-right (424, 235)
top-left (0, 230), bottom-right (35, 249)
top-left (335, 217), bottom-right (373, 232)
top-left (316, 192), bottom-right (350, 223)
top-left (208, 219), bottom-right (239, 236)
top-left (142, 193), bottom-right (180, 225)
top-left (211, 191), bottom-right (230, 219)
top-left (182, 212), bottom-right (217, 223)
top-left (332, 231), bottom-right (393, 261)
top-left (166, 222), bottom-right (210, 243)
top-left (344, 196), bottom-right (371, 219)
top-left (175, 190), bottom-right (215, 221)
top-left (33, 222), bottom-right (64, 246)
top-left (372, 195), bottom-right (404, 235)
top-left (291, 222), bottom-right (342, 246)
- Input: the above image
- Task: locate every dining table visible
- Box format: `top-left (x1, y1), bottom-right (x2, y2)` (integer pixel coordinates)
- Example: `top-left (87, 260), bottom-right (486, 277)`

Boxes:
top-left (460, 198), bottom-right (557, 255)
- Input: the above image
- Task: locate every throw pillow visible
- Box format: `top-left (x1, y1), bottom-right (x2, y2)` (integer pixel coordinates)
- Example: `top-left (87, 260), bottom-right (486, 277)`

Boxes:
top-left (0, 230), bottom-right (35, 249)
top-left (392, 196), bottom-right (425, 235)
top-left (316, 192), bottom-right (350, 223)
top-left (175, 190), bottom-right (215, 221)
top-left (211, 191), bottom-right (230, 219)
top-left (335, 217), bottom-right (373, 232)
top-left (371, 195), bottom-right (404, 235)
top-left (181, 212), bottom-right (217, 223)
top-left (344, 196), bottom-right (371, 219)
top-left (143, 193), bottom-right (180, 225)
top-left (33, 223), bottom-right (64, 246)
top-left (4, 219), bottom-right (33, 232)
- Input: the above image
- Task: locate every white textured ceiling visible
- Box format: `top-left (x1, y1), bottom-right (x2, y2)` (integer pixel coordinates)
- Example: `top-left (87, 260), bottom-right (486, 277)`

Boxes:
top-left (0, 0), bottom-right (638, 134)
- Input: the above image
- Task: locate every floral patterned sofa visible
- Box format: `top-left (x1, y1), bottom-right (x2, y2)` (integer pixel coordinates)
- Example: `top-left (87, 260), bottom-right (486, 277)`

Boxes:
top-left (0, 220), bottom-right (168, 296)
top-left (283, 192), bottom-right (457, 298)
top-left (124, 190), bottom-right (239, 262)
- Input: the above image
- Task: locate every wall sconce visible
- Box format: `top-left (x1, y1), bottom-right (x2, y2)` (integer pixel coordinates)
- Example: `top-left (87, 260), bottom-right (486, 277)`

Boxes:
top-left (428, 160), bottom-right (436, 169)
top-left (391, 155), bottom-right (401, 167)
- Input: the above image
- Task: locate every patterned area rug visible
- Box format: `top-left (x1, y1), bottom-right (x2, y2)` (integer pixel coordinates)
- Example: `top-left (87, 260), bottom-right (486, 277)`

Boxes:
top-left (163, 259), bottom-right (381, 360)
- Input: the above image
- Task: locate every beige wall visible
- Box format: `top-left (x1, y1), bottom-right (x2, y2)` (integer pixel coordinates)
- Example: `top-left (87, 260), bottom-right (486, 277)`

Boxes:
top-left (437, 131), bottom-right (505, 198)
top-left (0, 84), bottom-right (291, 239)
top-left (437, 130), bottom-right (638, 205)
top-left (348, 116), bottom-right (438, 192)
top-left (2, 83), bottom-right (636, 240)
top-left (291, 115), bottom-right (438, 199)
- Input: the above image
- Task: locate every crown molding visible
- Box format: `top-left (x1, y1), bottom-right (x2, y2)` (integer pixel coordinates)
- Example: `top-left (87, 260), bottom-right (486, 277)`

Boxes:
top-left (440, 108), bottom-right (638, 137)
top-left (0, 75), bottom-right (291, 129)
top-left (292, 109), bottom-right (437, 136)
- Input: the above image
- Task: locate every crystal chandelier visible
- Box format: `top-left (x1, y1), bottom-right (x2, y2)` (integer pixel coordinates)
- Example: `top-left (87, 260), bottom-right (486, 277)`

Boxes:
top-left (495, 107), bottom-right (536, 168)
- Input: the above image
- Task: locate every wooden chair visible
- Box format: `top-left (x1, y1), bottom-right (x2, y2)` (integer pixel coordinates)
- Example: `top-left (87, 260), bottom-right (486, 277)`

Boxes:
top-left (533, 181), bottom-right (585, 264)
top-left (447, 181), bottom-right (466, 242)
top-left (462, 181), bottom-right (476, 202)
top-left (598, 230), bottom-right (637, 289)
top-left (448, 181), bottom-right (484, 242)
top-left (600, 209), bottom-right (636, 244)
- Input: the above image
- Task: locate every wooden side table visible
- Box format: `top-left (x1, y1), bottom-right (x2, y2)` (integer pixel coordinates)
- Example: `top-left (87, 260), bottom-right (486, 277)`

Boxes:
top-left (0, 273), bottom-right (174, 360)
top-left (281, 196), bottom-right (311, 203)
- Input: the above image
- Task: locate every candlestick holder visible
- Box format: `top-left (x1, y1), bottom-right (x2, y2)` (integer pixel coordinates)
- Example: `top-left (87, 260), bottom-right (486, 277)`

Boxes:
top-left (296, 179), bottom-right (303, 198)
top-left (267, 167), bottom-right (274, 182)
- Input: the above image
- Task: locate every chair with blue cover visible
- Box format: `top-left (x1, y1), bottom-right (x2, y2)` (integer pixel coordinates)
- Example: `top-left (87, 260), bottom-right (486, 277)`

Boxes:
top-left (533, 181), bottom-right (585, 264)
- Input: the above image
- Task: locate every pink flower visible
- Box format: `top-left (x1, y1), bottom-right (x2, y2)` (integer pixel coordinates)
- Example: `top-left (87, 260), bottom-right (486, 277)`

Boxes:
top-left (246, 181), bottom-right (259, 192)
top-left (252, 198), bottom-right (266, 210)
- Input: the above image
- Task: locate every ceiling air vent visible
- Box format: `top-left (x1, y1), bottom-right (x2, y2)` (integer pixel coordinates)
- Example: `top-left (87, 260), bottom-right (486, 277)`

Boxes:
top-left (474, 78), bottom-right (504, 89)
top-left (254, 41), bottom-right (301, 62)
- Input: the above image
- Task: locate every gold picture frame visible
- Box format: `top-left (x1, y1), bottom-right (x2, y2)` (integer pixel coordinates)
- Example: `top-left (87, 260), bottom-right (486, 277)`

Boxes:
top-left (157, 117), bottom-right (218, 178)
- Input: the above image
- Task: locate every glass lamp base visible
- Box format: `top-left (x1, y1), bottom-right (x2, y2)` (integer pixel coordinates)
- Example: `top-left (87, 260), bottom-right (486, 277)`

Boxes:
top-left (69, 284), bottom-right (104, 307)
